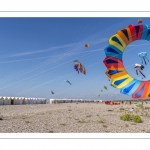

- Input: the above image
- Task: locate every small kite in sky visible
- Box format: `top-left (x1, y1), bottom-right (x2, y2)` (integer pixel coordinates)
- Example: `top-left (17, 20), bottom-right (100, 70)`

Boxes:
top-left (138, 52), bottom-right (149, 65)
top-left (64, 80), bottom-right (72, 85)
top-left (73, 60), bottom-right (86, 75)
top-left (51, 90), bottom-right (54, 94)
top-left (85, 44), bottom-right (89, 48)
top-left (104, 86), bottom-right (107, 90)
top-left (134, 63), bottom-right (146, 79)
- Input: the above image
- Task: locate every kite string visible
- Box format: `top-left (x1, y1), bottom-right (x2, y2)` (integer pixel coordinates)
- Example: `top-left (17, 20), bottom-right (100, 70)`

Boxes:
top-left (11, 40), bottom-right (149, 98)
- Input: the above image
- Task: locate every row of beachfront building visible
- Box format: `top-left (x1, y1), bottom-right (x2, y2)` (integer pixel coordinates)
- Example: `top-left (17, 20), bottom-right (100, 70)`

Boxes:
top-left (0, 96), bottom-right (47, 105)
top-left (49, 99), bottom-right (103, 104)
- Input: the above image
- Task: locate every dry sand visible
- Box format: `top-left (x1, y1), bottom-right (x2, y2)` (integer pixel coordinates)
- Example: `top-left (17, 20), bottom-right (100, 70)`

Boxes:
top-left (0, 102), bottom-right (150, 133)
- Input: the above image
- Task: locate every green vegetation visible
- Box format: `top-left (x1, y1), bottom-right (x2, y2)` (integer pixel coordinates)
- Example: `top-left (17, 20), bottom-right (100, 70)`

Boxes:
top-left (120, 107), bottom-right (124, 111)
top-left (120, 114), bottom-right (142, 123)
top-left (78, 118), bottom-right (86, 123)
top-left (25, 121), bottom-right (30, 123)
top-left (137, 104), bottom-right (144, 109)
top-left (103, 125), bottom-right (107, 128)
top-left (97, 118), bottom-right (105, 123)
top-left (144, 107), bottom-right (150, 109)
top-left (60, 123), bottom-right (66, 126)
top-left (86, 115), bottom-right (92, 117)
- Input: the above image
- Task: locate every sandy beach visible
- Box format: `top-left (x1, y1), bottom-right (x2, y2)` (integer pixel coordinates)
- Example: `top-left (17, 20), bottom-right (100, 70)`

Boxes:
top-left (0, 102), bottom-right (150, 133)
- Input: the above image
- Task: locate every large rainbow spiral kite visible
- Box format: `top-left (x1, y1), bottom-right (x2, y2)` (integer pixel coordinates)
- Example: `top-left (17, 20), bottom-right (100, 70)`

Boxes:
top-left (103, 20), bottom-right (150, 99)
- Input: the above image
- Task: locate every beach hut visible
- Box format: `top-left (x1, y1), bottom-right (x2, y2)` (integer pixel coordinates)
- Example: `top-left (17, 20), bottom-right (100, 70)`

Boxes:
top-left (0, 96), bottom-right (4, 105)
top-left (40, 98), bottom-right (42, 104)
top-left (29, 98), bottom-right (32, 104)
top-left (28, 98), bottom-right (31, 104)
top-left (22, 97), bottom-right (25, 104)
top-left (40, 98), bottom-right (43, 104)
top-left (3, 97), bottom-right (11, 105)
top-left (25, 98), bottom-right (28, 104)
top-left (10, 97), bottom-right (15, 105)
top-left (35, 98), bottom-right (38, 104)
top-left (33, 98), bottom-right (36, 104)
top-left (19, 97), bottom-right (24, 105)
top-left (43, 98), bottom-right (46, 104)
top-left (38, 98), bottom-right (41, 104)
top-left (14, 97), bottom-right (20, 105)
top-left (37, 98), bottom-right (41, 104)
top-left (42, 98), bottom-right (45, 104)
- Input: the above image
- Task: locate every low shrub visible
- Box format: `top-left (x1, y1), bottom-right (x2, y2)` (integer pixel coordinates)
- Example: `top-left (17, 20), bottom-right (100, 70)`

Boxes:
top-left (120, 107), bottom-right (124, 111)
top-left (120, 114), bottom-right (142, 123)
top-left (137, 104), bottom-right (144, 109)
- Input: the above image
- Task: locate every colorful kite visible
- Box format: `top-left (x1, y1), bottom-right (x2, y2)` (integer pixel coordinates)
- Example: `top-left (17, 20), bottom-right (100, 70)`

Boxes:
top-left (104, 86), bottom-right (107, 90)
top-left (64, 80), bottom-right (72, 85)
top-left (73, 60), bottom-right (86, 74)
top-left (138, 19), bottom-right (142, 24)
top-left (134, 63), bottom-right (146, 79)
top-left (51, 90), bottom-right (54, 94)
top-left (85, 44), bottom-right (89, 48)
top-left (138, 52), bottom-right (149, 65)
top-left (103, 19), bottom-right (150, 99)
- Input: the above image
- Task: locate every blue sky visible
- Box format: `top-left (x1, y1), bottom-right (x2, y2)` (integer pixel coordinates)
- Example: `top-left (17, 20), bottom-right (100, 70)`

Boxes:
top-left (0, 17), bottom-right (150, 101)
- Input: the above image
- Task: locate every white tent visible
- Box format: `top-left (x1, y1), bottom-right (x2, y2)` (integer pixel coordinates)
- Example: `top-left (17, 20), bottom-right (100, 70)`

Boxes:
top-left (3, 97), bottom-right (11, 105)
top-left (0, 96), bottom-right (4, 105)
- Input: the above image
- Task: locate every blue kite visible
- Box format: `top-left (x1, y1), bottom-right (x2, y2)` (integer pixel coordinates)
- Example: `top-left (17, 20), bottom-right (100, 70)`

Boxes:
top-left (138, 52), bottom-right (149, 65)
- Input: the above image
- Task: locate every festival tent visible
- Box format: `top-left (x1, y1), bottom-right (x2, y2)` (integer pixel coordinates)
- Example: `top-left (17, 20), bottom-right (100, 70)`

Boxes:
top-left (0, 96), bottom-right (4, 105)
